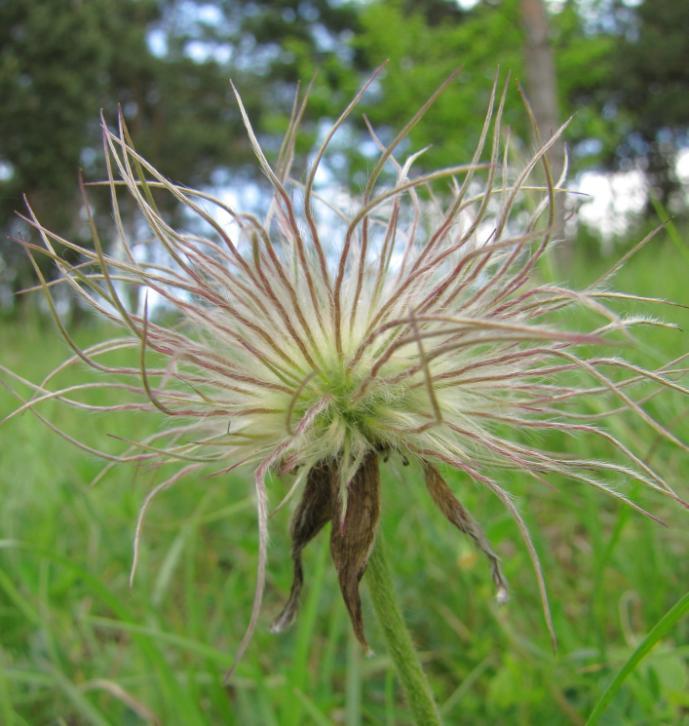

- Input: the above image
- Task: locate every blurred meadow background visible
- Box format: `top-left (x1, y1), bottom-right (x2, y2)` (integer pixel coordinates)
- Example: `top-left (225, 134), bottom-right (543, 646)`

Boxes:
top-left (2, 0), bottom-right (689, 723)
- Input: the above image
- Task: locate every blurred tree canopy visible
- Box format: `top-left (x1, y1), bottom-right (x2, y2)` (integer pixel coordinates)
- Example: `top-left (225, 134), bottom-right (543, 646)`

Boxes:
top-left (608, 0), bottom-right (689, 211)
top-left (1, 0), bottom-right (688, 313)
top-left (0, 0), bottom-right (258, 307)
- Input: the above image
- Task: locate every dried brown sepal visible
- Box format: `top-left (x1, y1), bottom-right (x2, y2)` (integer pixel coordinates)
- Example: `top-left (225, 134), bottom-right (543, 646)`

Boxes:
top-left (424, 462), bottom-right (508, 602)
top-left (330, 452), bottom-right (381, 650)
top-left (271, 460), bottom-right (334, 633)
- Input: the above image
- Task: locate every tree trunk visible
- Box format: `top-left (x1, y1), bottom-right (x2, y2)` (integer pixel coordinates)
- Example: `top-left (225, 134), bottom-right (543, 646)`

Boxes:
top-left (520, 0), bottom-right (566, 241)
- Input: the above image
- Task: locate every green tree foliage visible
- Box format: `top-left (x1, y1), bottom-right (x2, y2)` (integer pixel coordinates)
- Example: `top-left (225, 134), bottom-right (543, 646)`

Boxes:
top-left (203, 0), bottom-right (364, 164)
top-left (607, 0), bottom-right (689, 210)
top-left (344, 0), bottom-right (618, 183)
top-left (0, 0), bottom-right (368, 311)
top-left (551, 0), bottom-right (620, 171)
top-left (0, 0), bottom-right (249, 309)
top-left (354, 0), bottom-right (525, 171)
top-left (0, 0), bottom-right (118, 299)
top-left (353, 0), bottom-right (689, 213)
top-left (523, 0), bottom-right (689, 211)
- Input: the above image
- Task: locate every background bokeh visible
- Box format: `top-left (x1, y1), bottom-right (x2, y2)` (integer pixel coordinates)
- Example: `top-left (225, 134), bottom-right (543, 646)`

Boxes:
top-left (1, 1), bottom-right (689, 723)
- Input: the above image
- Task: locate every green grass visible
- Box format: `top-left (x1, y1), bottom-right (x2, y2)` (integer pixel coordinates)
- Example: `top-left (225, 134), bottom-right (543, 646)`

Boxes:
top-left (1, 241), bottom-right (689, 724)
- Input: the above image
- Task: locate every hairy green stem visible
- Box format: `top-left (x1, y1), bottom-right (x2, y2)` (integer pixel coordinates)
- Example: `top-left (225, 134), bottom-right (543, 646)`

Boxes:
top-left (366, 537), bottom-right (442, 725)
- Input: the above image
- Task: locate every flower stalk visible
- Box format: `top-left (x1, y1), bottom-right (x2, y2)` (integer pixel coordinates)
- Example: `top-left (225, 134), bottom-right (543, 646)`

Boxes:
top-left (366, 536), bottom-right (441, 726)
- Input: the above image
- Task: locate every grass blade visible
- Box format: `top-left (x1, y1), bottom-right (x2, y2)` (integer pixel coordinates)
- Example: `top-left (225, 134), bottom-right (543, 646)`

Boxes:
top-left (586, 589), bottom-right (689, 725)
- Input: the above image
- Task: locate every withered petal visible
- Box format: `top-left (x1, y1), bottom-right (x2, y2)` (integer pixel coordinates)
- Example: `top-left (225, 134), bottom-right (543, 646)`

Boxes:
top-left (424, 462), bottom-right (508, 601)
top-left (271, 460), bottom-right (334, 633)
top-left (330, 452), bottom-right (381, 650)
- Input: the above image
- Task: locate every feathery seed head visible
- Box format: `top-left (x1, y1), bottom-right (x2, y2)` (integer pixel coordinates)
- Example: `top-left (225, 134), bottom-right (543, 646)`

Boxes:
top-left (7, 71), bottom-right (689, 676)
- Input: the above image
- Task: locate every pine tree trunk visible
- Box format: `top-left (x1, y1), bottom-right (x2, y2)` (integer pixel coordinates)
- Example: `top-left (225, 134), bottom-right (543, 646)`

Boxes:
top-left (520, 0), bottom-right (566, 241)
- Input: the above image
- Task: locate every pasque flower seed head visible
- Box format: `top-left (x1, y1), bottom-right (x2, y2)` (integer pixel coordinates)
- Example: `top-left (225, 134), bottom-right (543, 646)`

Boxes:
top-left (6, 69), bottom-right (688, 678)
